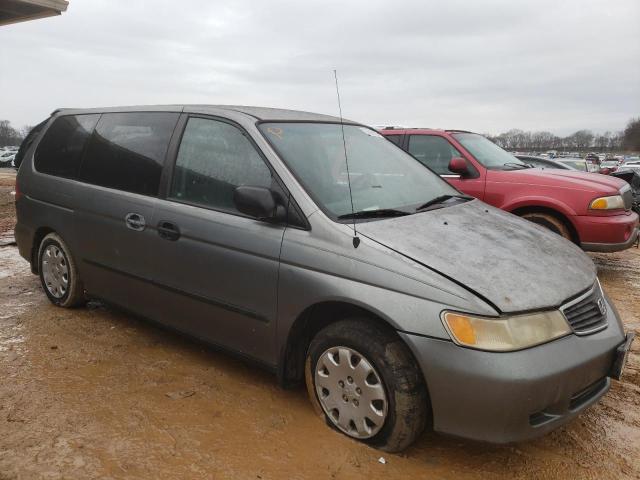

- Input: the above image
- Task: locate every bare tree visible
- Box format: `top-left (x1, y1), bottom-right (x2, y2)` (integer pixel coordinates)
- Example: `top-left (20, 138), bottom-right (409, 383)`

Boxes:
top-left (0, 120), bottom-right (23, 146)
top-left (567, 130), bottom-right (594, 149)
top-left (622, 118), bottom-right (640, 151)
top-left (19, 125), bottom-right (34, 139)
top-left (487, 125), bottom-right (633, 153)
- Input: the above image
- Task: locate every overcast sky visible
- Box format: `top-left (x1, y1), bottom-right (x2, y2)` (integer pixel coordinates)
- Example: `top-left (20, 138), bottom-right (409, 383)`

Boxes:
top-left (1, 0), bottom-right (638, 135)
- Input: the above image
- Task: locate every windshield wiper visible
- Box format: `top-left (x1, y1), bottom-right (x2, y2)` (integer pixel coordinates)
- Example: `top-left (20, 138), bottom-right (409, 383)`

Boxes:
top-left (337, 208), bottom-right (411, 220)
top-left (503, 162), bottom-right (531, 170)
top-left (415, 194), bottom-right (472, 212)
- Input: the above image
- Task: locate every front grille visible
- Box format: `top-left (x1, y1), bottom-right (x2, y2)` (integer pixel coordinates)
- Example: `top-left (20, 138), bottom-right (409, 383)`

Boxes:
top-left (621, 185), bottom-right (633, 211)
top-left (561, 285), bottom-right (608, 334)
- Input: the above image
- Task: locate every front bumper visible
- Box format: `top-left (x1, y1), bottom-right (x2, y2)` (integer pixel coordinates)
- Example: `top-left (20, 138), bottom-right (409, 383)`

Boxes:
top-left (582, 226), bottom-right (639, 252)
top-left (401, 298), bottom-right (626, 444)
top-left (576, 211), bottom-right (639, 252)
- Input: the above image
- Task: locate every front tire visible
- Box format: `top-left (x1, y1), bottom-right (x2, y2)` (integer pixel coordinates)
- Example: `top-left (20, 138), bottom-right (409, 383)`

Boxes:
top-left (521, 212), bottom-right (572, 241)
top-left (38, 233), bottom-right (85, 307)
top-left (305, 319), bottom-right (429, 452)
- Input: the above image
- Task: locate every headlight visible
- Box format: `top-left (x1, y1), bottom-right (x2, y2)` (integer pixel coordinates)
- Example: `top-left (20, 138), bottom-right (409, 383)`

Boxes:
top-left (441, 310), bottom-right (571, 352)
top-left (590, 195), bottom-right (624, 210)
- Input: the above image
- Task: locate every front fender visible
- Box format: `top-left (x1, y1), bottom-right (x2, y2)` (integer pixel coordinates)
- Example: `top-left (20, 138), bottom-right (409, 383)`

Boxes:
top-left (276, 227), bottom-right (498, 344)
top-left (501, 196), bottom-right (578, 218)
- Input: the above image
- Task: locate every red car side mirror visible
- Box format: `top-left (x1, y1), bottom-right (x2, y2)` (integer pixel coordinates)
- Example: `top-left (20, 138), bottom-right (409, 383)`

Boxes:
top-left (449, 157), bottom-right (469, 176)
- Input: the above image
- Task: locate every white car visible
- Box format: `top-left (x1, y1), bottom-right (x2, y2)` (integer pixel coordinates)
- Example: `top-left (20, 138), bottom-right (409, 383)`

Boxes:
top-left (0, 151), bottom-right (16, 167)
top-left (619, 163), bottom-right (640, 174)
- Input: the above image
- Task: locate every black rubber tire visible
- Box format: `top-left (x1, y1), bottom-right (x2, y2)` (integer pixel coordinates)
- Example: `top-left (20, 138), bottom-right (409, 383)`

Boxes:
top-left (37, 233), bottom-right (85, 308)
top-left (305, 318), bottom-right (429, 452)
top-left (521, 212), bottom-right (573, 241)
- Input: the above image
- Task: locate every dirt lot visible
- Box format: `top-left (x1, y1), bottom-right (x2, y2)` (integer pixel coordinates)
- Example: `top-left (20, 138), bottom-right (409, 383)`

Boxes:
top-left (0, 169), bottom-right (639, 479)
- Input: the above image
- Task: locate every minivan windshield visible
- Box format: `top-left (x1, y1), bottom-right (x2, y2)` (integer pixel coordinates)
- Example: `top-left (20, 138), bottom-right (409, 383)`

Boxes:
top-left (452, 133), bottom-right (528, 170)
top-left (259, 123), bottom-right (460, 219)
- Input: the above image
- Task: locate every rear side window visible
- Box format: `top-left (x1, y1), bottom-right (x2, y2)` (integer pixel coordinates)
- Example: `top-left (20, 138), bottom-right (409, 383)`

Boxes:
top-left (169, 117), bottom-right (272, 213)
top-left (80, 112), bottom-right (179, 196)
top-left (385, 135), bottom-right (403, 147)
top-left (408, 135), bottom-right (462, 175)
top-left (34, 115), bottom-right (99, 178)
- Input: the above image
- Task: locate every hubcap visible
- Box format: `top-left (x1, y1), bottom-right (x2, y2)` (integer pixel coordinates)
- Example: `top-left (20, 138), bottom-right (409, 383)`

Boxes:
top-left (314, 346), bottom-right (388, 439)
top-left (41, 245), bottom-right (69, 299)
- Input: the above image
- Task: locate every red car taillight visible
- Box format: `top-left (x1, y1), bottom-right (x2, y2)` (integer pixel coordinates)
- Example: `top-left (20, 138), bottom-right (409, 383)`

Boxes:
top-left (14, 181), bottom-right (22, 201)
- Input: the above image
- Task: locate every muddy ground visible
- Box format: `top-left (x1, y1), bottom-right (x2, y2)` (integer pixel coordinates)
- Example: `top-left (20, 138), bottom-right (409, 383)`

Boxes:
top-left (0, 169), bottom-right (638, 479)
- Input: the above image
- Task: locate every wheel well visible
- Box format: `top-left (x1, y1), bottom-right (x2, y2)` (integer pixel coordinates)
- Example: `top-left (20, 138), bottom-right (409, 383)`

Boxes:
top-left (30, 227), bottom-right (54, 274)
top-left (279, 302), bottom-right (399, 388)
top-left (511, 206), bottom-right (579, 244)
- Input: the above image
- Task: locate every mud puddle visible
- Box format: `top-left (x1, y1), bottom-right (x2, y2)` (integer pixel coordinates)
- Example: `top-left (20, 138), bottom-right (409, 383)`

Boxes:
top-left (0, 170), bottom-right (639, 478)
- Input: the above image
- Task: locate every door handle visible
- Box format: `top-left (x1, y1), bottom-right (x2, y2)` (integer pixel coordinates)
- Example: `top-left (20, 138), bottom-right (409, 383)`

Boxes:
top-left (125, 212), bottom-right (146, 231)
top-left (157, 221), bottom-right (180, 241)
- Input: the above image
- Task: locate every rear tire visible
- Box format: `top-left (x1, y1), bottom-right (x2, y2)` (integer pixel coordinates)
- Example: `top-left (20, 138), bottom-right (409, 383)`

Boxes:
top-left (38, 233), bottom-right (85, 308)
top-left (305, 318), bottom-right (428, 452)
top-left (521, 212), bottom-right (572, 241)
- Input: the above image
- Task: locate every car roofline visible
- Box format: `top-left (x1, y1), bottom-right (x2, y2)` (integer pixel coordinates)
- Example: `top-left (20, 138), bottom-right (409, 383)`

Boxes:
top-left (378, 128), bottom-right (478, 135)
top-left (48, 104), bottom-right (353, 123)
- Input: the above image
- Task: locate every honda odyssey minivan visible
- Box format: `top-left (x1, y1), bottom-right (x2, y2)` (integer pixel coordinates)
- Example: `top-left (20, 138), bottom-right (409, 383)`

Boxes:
top-left (15, 105), bottom-right (634, 452)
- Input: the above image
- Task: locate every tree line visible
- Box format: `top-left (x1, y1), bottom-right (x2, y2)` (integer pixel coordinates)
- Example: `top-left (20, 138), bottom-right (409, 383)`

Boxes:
top-left (0, 120), bottom-right (32, 147)
top-left (2, 116), bottom-right (639, 152)
top-left (486, 118), bottom-right (640, 153)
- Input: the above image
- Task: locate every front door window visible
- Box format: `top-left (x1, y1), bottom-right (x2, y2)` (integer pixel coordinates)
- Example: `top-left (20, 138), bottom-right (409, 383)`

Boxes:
top-left (407, 135), bottom-right (462, 175)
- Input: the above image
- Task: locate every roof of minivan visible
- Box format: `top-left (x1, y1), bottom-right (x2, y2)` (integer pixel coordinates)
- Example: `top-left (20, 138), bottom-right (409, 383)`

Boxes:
top-left (54, 105), bottom-right (354, 124)
top-left (190, 105), bottom-right (348, 122)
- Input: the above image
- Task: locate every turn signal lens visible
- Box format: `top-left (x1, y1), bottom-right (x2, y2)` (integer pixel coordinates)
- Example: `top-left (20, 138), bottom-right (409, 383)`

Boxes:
top-left (590, 195), bottom-right (624, 210)
top-left (442, 310), bottom-right (571, 352)
top-left (443, 313), bottom-right (477, 345)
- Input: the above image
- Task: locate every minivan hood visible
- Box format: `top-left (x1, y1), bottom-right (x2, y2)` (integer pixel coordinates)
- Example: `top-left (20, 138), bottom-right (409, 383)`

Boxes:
top-left (357, 200), bottom-right (596, 313)
top-left (490, 168), bottom-right (626, 194)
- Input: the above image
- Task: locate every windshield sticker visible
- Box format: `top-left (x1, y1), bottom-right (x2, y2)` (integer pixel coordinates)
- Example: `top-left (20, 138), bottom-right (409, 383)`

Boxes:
top-left (359, 127), bottom-right (383, 138)
top-left (267, 127), bottom-right (284, 139)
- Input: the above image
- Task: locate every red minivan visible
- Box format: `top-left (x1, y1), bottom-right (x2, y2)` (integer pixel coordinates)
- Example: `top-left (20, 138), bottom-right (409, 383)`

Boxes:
top-left (381, 129), bottom-right (639, 252)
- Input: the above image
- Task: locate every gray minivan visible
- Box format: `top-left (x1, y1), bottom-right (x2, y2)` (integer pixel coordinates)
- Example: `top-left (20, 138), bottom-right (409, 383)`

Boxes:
top-left (15, 105), bottom-right (634, 452)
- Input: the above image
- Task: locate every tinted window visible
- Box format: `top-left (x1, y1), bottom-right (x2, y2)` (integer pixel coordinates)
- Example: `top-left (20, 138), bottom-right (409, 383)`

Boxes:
top-left (385, 135), bottom-right (403, 147)
top-left (170, 117), bottom-right (272, 213)
top-left (408, 135), bottom-right (462, 174)
top-left (34, 115), bottom-right (99, 178)
top-left (80, 112), bottom-right (179, 196)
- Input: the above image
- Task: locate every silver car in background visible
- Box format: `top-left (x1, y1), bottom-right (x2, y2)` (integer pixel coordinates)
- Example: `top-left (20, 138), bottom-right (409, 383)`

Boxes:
top-left (15, 105), bottom-right (634, 451)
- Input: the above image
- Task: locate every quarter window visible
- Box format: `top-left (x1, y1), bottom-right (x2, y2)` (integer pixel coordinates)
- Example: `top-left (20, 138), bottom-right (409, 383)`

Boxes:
top-left (34, 114), bottom-right (99, 179)
top-left (408, 135), bottom-right (462, 175)
top-left (170, 118), bottom-right (272, 214)
top-left (80, 112), bottom-right (179, 196)
top-left (385, 135), bottom-right (403, 147)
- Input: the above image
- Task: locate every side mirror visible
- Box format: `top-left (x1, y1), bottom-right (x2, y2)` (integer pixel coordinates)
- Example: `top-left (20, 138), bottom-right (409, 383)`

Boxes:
top-left (449, 157), bottom-right (469, 176)
top-left (233, 186), bottom-right (285, 222)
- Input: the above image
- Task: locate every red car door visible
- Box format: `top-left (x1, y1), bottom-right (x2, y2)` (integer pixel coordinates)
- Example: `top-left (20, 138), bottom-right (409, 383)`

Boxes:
top-left (406, 134), bottom-right (486, 200)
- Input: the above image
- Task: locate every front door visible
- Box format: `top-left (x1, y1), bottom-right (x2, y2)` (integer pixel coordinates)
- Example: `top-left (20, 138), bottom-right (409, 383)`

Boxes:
top-left (149, 116), bottom-right (285, 365)
top-left (406, 134), bottom-right (486, 200)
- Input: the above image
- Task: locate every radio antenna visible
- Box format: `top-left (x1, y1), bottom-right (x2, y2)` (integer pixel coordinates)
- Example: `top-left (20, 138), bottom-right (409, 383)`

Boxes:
top-left (333, 69), bottom-right (360, 248)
